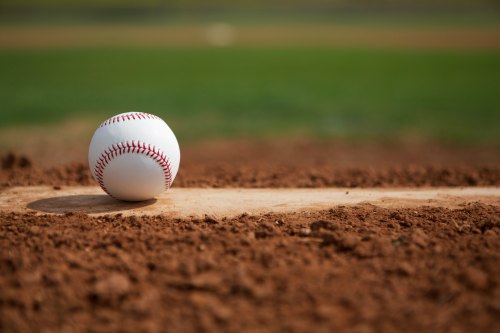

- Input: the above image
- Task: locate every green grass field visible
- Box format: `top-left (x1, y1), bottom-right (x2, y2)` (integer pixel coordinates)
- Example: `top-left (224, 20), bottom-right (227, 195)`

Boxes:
top-left (1, 47), bottom-right (499, 143)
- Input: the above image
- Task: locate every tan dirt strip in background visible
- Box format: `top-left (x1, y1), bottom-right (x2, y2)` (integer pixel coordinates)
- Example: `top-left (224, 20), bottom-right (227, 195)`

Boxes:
top-left (0, 25), bottom-right (499, 50)
top-left (1, 186), bottom-right (498, 218)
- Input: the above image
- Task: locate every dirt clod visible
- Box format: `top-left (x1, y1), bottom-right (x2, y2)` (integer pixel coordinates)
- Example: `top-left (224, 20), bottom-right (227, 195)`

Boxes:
top-left (1, 153), bottom-right (32, 170)
top-left (411, 228), bottom-right (429, 248)
top-left (463, 267), bottom-right (489, 290)
top-left (90, 273), bottom-right (132, 305)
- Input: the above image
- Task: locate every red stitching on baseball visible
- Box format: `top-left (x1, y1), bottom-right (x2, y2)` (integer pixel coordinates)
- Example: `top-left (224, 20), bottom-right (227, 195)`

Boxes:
top-left (93, 140), bottom-right (172, 197)
top-left (99, 113), bottom-right (160, 128)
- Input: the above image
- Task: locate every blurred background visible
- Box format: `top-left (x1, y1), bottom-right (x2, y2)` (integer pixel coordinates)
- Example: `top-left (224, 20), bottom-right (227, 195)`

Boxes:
top-left (0, 0), bottom-right (499, 161)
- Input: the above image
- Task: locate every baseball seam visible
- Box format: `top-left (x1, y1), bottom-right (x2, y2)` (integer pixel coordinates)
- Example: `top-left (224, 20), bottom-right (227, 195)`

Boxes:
top-left (93, 140), bottom-right (172, 197)
top-left (99, 112), bottom-right (160, 128)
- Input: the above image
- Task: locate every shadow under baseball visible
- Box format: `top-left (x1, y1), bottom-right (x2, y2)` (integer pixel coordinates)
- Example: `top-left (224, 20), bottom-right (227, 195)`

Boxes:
top-left (27, 195), bottom-right (157, 215)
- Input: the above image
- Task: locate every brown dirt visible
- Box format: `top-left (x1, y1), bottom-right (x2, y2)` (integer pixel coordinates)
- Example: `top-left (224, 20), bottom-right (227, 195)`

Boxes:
top-left (0, 24), bottom-right (499, 50)
top-left (1, 140), bottom-right (499, 332)
top-left (1, 204), bottom-right (499, 333)
top-left (1, 140), bottom-right (499, 188)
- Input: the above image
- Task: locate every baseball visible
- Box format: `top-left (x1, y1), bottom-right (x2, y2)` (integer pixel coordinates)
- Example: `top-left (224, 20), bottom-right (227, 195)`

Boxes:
top-left (88, 112), bottom-right (180, 201)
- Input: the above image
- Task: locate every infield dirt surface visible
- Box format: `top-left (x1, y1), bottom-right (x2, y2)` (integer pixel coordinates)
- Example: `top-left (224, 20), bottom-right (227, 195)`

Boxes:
top-left (1, 24), bottom-right (499, 50)
top-left (1, 139), bottom-right (499, 332)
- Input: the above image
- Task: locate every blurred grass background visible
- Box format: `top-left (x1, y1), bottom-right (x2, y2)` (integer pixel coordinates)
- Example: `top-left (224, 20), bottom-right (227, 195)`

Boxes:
top-left (0, 0), bottom-right (499, 145)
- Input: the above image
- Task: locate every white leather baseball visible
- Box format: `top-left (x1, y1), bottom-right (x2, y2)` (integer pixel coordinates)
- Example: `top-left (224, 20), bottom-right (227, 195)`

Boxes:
top-left (88, 112), bottom-right (180, 201)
